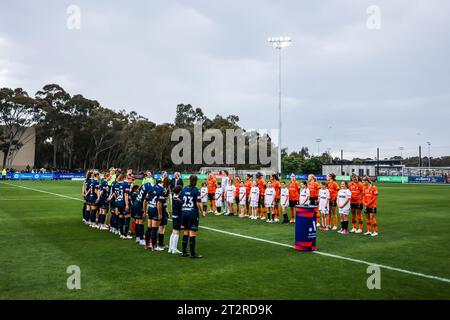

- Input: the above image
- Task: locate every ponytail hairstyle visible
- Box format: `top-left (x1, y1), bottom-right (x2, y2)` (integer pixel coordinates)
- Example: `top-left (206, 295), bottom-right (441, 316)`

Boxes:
top-left (329, 173), bottom-right (336, 181)
top-left (163, 177), bottom-right (171, 189)
top-left (116, 174), bottom-right (125, 182)
top-left (308, 174), bottom-right (317, 182)
top-left (85, 170), bottom-right (93, 182)
top-left (190, 175), bottom-right (198, 188)
top-left (342, 181), bottom-right (349, 188)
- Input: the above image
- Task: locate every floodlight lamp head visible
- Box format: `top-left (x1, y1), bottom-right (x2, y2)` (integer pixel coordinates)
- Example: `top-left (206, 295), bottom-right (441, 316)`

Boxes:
top-left (267, 36), bottom-right (292, 48)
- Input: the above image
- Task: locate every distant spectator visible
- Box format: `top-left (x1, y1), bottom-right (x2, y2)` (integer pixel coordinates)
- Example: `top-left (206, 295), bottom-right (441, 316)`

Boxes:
top-left (142, 170), bottom-right (155, 186)
top-left (170, 172), bottom-right (184, 191)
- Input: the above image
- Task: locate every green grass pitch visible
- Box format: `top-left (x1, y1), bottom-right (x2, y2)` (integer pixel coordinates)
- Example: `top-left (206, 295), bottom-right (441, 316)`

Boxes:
top-left (0, 180), bottom-right (449, 299)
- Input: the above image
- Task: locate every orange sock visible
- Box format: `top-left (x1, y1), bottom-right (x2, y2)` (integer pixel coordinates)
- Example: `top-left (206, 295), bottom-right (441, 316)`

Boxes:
top-left (351, 213), bottom-right (357, 228)
top-left (316, 208), bottom-right (320, 224)
top-left (366, 218), bottom-right (372, 232)
top-left (372, 217), bottom-right (378, 232)
top-left (333, 214), bottom-right (338, 227)
top-left (357, 211), bottom-right (363, 229)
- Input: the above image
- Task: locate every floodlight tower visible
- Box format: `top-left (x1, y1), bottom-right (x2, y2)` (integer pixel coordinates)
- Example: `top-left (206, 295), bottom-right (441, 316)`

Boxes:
top-left (268, 36), bottom-right (292, 175)
top-left (399, 146), bottom-right (404, 159)
top-left (316, 138), bottom-right (322, 156)
top-left (426, 142), bottom-right (431, 169)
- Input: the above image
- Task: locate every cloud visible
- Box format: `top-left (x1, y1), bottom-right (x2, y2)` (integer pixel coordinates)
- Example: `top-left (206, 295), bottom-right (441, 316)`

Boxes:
top-left (0, 36), bottom-right (24, 88)
top-left (0, 0), bottom-right (449, 159)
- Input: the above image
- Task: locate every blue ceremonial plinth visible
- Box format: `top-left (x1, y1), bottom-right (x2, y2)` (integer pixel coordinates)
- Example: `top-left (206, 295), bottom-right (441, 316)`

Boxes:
top-left (295, 205), bottom-right (317, 251)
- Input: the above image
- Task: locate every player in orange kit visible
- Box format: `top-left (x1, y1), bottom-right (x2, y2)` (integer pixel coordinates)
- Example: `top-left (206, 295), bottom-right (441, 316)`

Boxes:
top-left (256, 172), bottom-right (267, 219)
top-left (349, 174), bottom-right (364, 233)
top-left (362, 176), bottom-right (379, 237)
top-left (327, 173), bottom-right (340, 230)
top-left (271, 174), bottom-right (281, 222)
top-left (288, 174), bottom-right (300, 223)
top-left (308, 174), bottom-right (320, 227)
top-left (207, 173), bottom-right (217, 213)
top-left (244, 174), bottom-right (253, 216)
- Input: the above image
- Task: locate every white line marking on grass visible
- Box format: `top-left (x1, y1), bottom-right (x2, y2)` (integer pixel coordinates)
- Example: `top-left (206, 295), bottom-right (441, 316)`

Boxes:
top-left (2, 181), bottom-right (450, 284)
top-left (0, 182), bottom-right (83, 202)
top-left (0, 198), bottom-right (68, 201)
top-left (311, 251), bottom-right (450, 283)
top-left (200, 224), bottom-right (293, 249)
top-left (199, 224), bottom-right (450, 284)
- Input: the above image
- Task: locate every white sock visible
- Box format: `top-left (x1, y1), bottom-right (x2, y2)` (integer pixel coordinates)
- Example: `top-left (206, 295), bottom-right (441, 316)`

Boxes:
top-left (173, 233), bottom-right (179, 250)
top-left (169, 233), bottom-right (174, 250)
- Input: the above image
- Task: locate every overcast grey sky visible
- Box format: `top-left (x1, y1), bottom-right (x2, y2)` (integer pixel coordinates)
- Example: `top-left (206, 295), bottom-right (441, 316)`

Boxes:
top-left (1, 0), bottom-right (449, 159)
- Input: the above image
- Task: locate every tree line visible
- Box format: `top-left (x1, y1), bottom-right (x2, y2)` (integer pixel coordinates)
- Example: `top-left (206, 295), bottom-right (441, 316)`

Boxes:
top-left (0, 84), bottom-right (273, 172)
top-left (1, 84), bottom-right (448, 173)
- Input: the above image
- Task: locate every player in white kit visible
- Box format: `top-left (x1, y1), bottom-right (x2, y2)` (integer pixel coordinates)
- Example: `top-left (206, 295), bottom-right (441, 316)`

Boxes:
top-left (264, 181), bottom-right (276, 223)
top-left (337, 181), bottom-right (352, 234)
top-left (299, 181), bottom-right (310, 205)
top-left (200, 182), bottom-right (208, 217)
top-left (250, 181), bottom-right (259, 220)
top-left (318, 182), bottom-right (330, 230)
top-left (225, 182), bottom-right (236, 216)
top-left (214, 183), bottom-right (223, 216)
top-left (280, 182), bottom-right (290, 224)
top-left (238, 181), bottom-right (246, 218)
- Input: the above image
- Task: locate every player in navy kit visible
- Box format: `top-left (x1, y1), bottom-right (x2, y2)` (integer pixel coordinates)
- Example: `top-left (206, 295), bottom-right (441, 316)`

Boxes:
top-left (156, 178), bottom-right (171, 250)
top-left (129, 185), bottom-right (140, 239)
top-left (169, 185), bottom-right (183, 254)
top-left (111, 174), bottom-right (131, 239)
top-left (81, 171), bottom-right (93, 224)
top-left (132, 179), bottom-right (153, 245)
top-left (144, 178), bottom-right (165, 251)
top-left (180, 175), bottom-right (203, 259)
top-left (97, 172), bottom-right (110, 230)
top-left (87, 172), bottom-right (100, 227)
